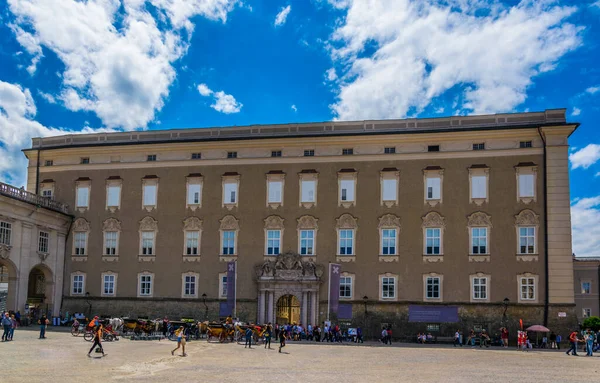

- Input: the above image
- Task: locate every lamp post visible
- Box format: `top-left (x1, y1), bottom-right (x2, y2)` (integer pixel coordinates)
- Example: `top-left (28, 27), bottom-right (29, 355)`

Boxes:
top-left (363, 296), bottom-right (368, 340)
top-left (502, 297), bottom-right (509, 326)
top-left (202, 293), bottom-right (208, 320)
top-left (85, 292), bottom-right (92, 319)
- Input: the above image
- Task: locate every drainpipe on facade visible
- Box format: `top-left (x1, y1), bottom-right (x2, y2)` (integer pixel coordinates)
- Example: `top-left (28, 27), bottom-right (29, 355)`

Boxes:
top-left (537, 128), bottom-right (549, 327)
top-left (35, 149), bottom-right (40, 194)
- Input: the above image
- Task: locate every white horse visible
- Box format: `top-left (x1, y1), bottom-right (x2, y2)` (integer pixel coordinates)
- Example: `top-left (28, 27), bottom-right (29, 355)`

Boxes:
top-left (108, 318), bottom-right (124, 333)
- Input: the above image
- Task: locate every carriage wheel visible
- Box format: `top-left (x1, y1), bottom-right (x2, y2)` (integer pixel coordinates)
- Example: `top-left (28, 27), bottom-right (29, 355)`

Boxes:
top-left (104, 334), bottom-right (115, 342)
top-left (83, 331), bottom-right (94, 342)
top-left (71, 327), bottom-right (80, 337)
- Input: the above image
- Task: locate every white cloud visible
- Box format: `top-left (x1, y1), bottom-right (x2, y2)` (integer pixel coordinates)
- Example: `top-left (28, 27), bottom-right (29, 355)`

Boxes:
top-left (274, 5), bottom-right (291, 27)
top-left (570, 144), bottom-right (600, 169)
top-left (38, 91), bottom-right (56, 104)
top-left (435, 107), bottom-right (445, 114)
top-left (592, 1), bottom-right (600, 9)
top-left (571, 107), bottom-right (581, 116)
top-left (326, 68), bottom-right (337, 81)
top-left (198, 83), bottom-right (242, 114)
top-left (596, 172), bottom-right (600, 178)
top-left (586, 86), bottom-right (600, 95)
top-left (291, 104), bottom-right (297, 112)
top-left (0, 81), bottom-right (115, 187)
top-left (327, 1), bottom-right (582, 120)
top-left (7, 0), bottom-right (238, 130)
top-left (571, 197), bottom-right (600, 257)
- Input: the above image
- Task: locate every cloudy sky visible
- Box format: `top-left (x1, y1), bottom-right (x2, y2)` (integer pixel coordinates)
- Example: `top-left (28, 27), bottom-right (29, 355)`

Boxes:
top-left (0, 0), bottom-right (599, 255)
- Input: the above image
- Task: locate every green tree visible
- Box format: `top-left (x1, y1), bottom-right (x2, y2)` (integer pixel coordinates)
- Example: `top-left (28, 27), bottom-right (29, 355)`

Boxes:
top-left (582, 316), bottom-right (600, 331)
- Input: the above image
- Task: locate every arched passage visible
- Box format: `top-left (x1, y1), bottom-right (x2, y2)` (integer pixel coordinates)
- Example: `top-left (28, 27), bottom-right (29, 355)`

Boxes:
top-left (27, 264), bottom-right (54, 320)
top-left (0, 259), bottom-right (18, 314)
top-left (276, 294), bottom-right (300, 325)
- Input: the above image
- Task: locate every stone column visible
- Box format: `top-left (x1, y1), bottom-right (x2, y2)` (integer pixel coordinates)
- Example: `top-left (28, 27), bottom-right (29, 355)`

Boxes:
top-left (301, 291), bottom-right (308, 325)
top-left (310, 291), bottom-right (317, 325)
top-left (267, 291), bottom-right (274, 323)
top-left (258, 290), bottom-right (266, 323)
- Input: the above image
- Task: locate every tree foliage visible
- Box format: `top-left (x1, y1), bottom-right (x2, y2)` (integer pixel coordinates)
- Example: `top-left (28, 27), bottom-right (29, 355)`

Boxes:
top-left (582, 316), bottom-right (600, 331)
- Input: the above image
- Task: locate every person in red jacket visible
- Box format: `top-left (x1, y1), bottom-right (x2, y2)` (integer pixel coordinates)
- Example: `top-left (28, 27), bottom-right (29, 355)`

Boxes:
top-left (566, 331), bottom-right (579, 356)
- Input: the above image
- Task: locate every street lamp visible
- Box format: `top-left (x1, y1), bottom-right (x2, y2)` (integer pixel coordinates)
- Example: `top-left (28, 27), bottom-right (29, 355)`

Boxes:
top-left (502, 297), bottom-right (509, 325)
top-left (85, 292), bottom-right (92, 319)
top-left (363, 296), bottom-right (368, 340)
top-left (202, 293), bottom-right (208, 320)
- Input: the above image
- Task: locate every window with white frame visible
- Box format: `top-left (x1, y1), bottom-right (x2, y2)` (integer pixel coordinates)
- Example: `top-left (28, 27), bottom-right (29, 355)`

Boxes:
top-left (583, 308), bottom-right (591, 318)
top-left (423, 168), bottom-right (444, 206)
top-left (76, 182), bottom-right (90, 208)
top-left (104, 232), bottom-right (118, 255)
top-left (219, 274), bottom-right (228, 298)
top-left (142, 180), bottom-right (158, 209)
top-left (72, 274), bottom-right (84, 295)
top-left (426, 177), bottom-right (441, 200)
top-left (106, 183), bottom-right (121, 209)
top-left (382, 178), bottom-right (397, 201)
top-left (338, 229), bottom-right (354, 255)
top-left (472, 277), bottom-right (488, 300)
top-left (520, 277), bottom-right (535, 301)
top-left (42, 188), bottom-right (53, 199)
top-left (582, 281), bottom-right (591, 294)
top-left (340, 179), bottom-right (355, 202)
top-left (426, 277), bottom-right (440, 299)
top-left (187, 179), bottom-right (202, 207)
top-left (38, 231), bottom-right (49, 253)
top-left (74, 232), bottom-right (87, 255)
top-left (222, 231), bottom-right (236, 255)
top-left (266, 230), bottom-right (281, 255)
top-left (471, 175), bottom-right (487, 199)
top-left (103, 274), bottom-right (115, 295)
top-left (139, 274), bottom-right (153, 296)
top-left (223, 181), bottom-right (238, 205)
top-left (516, 165), bottom-right (537, 203)
top-left (40, 180), bottom-right (54, 200)
top-left (340, 276), bottom-right (353, 299)
top-left (184, 274), bottom-right (197, 297)
top-left (267, 180), bottom-right (283, 204)
top-left (300, 229), bottom-right (314, 255)
top-left (141, 232), bottom-right (155, 255)
top-left (518, 174), bottom-right (534, 198)
top-left (381, 229), bottom-right (397, 255)
top-left (471, 228), bottom-right (487, 254)
top-left (381, 277), bottom-right (396, 299)
top-left (338, 170), bottom-right (357, 207)
top-left (518, 227), bottom-right (536, 254)
top-left (185, 231), bottom-right (199, 255)
top-left (301, 180), bottom-right (316, 203)
top-left (425, 228), bottom-right (441, 255)
top-left (0, 221), bottom-right (11, 246)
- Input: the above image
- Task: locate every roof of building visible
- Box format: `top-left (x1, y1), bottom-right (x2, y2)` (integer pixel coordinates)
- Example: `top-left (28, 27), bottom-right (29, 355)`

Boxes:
top-left (573, 256), bottom-right (600, 262)
top-left (26, 109), bottom-right (577, 151)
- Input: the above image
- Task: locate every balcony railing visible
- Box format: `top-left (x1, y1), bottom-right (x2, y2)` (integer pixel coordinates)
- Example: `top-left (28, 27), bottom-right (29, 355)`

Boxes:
top-left (0, 182), bottom-right (69, 215)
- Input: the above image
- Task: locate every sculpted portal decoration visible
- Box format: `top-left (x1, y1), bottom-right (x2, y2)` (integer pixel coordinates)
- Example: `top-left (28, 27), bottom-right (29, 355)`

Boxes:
top-left (255, 251), bottom-right (323, 281)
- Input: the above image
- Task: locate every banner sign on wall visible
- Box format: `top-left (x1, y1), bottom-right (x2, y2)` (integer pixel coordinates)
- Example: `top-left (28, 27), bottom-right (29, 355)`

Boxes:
top-left (408, 305), bottom-right (459, 323)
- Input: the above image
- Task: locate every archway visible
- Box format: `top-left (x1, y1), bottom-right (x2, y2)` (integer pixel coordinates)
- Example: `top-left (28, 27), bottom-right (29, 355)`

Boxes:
top-left (27, 264), bottom-right (54, 320)
top-left (0, 259), bottom-right (17, 314)
top-left (276, 294), bottom-right (300, 325)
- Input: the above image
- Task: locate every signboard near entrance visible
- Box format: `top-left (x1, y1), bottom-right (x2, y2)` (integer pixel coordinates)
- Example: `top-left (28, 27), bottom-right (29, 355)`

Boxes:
top-left (408, 305), bottom-right (459, 323)
top-left (558, 312), bottom-right (567, 318)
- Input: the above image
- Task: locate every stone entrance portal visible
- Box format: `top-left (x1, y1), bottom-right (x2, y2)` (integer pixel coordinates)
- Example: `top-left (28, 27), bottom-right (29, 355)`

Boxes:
top-left (255, 252), bottom-right (323, 326)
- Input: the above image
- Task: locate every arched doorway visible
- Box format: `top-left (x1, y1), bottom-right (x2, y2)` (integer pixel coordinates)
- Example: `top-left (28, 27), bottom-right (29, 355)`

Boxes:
top-left (27, 265), bottom-right (53, 320)
top-left (0, 265), bottom-right (9, 312)
top-left (0, 259), bottom-right (18, 314)
top-left (276, 294), bottom-right (300, 325)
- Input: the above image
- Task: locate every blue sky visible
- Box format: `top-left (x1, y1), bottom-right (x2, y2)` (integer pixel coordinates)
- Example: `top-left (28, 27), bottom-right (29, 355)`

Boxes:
top-left (0, 0), bottom-right (599, 255)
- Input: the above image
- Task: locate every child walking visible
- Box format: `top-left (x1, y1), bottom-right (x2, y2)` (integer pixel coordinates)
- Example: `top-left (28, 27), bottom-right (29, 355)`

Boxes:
top-left (171, 325), bottom-right (187, 356)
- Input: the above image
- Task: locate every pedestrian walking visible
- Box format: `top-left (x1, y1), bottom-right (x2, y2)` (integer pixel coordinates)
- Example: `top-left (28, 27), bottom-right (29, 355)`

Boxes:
top-left (387, 327), bottom-right (393, 345)
top-left (381, 328), bottom-right (388, 344)
top-left (566, 330), bottom-right (579, 356)
top-left (549, 332), bottom-right (557, 349)
top-left (38, 315), bottom-right (49, 339)
top-left (162, 316), bottom-right (169, 338)
top-left (357, 327), bottom-right (363, 343)
top-left (454, 330), bottom-right (460, 347)
top-left (9, 314), bottom-right (17, 340)
top-left (278, 327), bottom-right (287, 353)
top-left (585, 330), bottom-right (594, 357)
top-left (501, 327), bottom-right (509, 348)
top-left (245, 325), bottom-right (253, 348)
top-left (171, 325), bottom-right (187, 356)
top-left (87, 324), bottom-right (105, 357)
top-left (264, 322), bottom-right (272, 349)
top-left (1, 312), bottom-right (11, 341)
top-left (556, 334), bottom-right (562, 350)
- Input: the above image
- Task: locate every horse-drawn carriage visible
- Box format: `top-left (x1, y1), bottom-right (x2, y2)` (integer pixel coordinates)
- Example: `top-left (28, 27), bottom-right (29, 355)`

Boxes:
top-left (206, 322), bottom-right (236, 343)
top-left (235, 324), bottom-right (266, 346)
top-left (121, 318), bottom-right (156, 335)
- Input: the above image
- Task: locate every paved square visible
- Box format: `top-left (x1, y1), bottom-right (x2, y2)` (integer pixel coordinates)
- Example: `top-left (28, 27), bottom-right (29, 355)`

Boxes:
top-left (2, 329), bottom-right (598, 382)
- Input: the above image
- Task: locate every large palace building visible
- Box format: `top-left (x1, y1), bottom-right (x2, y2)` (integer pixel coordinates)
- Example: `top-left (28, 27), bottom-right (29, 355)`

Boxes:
top-left (19, 109), bottom-right (579, 335)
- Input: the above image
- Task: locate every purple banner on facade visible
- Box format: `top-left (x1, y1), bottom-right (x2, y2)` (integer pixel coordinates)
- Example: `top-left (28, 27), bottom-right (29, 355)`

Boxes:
top-left (226, 261), bottom-right (236, 316)
top-left (338, 303), bottom-right (353, 319)
top-left (219, 302), bottom-right (229, 317)
top-left (408, 305), bottom-right (459, 323)
top-left (329, 263), bottom-right (341, 315)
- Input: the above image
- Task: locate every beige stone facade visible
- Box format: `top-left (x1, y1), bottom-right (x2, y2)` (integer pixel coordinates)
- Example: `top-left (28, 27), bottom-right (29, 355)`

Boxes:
top-left (22, 109), bottom-right (578, 335)
top-left (573, 257), bottom-right (600, 319)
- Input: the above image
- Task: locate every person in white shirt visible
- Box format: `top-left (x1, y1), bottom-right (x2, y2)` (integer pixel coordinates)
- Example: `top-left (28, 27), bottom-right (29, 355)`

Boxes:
top-left (381, 328), bottom-right (388, 344)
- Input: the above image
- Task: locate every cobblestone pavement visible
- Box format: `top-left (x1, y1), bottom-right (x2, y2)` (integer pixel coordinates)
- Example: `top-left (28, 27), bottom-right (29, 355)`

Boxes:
top-left (2, 330), bottom-right (599, 382)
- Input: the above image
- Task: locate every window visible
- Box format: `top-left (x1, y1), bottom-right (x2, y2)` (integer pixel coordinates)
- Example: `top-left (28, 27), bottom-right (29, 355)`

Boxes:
top-left (520, 141), bottom-right (533, 148)
top-left (342, 148), bottom-right (354, 155)
top-left (74, 232), bottom-right (87, 255)
top-left (224, 182), bottom-right (237, 204)
top-left (518, 227), bottom-right (536, 254)
top-left (471, 175), bottom-right (487, 199)
top-left (382, 178), bottom-right (397, 203)
top-left (304, 150), bottom-right (314, 157)
top-left (426, 177), bottom-right (441, 200)
top-left (425, 228), bottom-right (441, 255)
top-left (76, 184), bottom-right (90, 208)
top-left (187, 182), bottom-right (202, 205)
top-left (472, 143), bottom-right (485, 151)
top-left (583, 308), bottom-right (591, 318)
top-left (271, 150), bottom-right (282, 157)
top-left (38, 231), bottom-right (49, 253)
top-left (426, 277), bottom-right (440, 299)
top-left (384, 147), bottom-right (396, 154)
top-left (184, 275), bottom-right (196, 297)
top-left (222, 174), bottom-right (240, 207)
top-left (381, 277), bottom-right (396, 299)
top-left (191, 152), bottom-right (201, 159)
top-left (340, 276), bottom-right (352, 299)
top-left (0, 222), bottom-right (11, 246)
top-left (44, 160), bottom-right (53, 166)
top-left (428, 145), bottom-right (440, 152)
top-left (222, 231), bottom-right (235, 255)
top-left (103, 275), bottom-right (115, 295)
top-left (107, 184), bottom-right (120, 208)
top-left (300, 230), bottom-right (314, 255)
top-left (519, 174), bottom-right (534, 198)
top-left (516, 165), bottom-right (537, 202)
top-left (268, 180), bottom-right (283, 203)
top-left (219, 274), bottom-right (228, 298)
top-left (582, 282), bottom-right (591, 294)
top-left (340, 179), bottom-right (355, 202)
top-left (81, 157), bottom-right (90, 164)
top-left (471, 228), bottom-right (487, 254)
top-left (338, 229), bottom-right (354, 255)
top-left (139, 274), bottom-right (152, 296)
top-left (227, 151), bottom-right (237, 159)
top-left (520, 277), bottom-right (535, 300)
top-left (472, 277), bottom-right (488, 300)
top-left (143, 182), bottom-right (157, 208)
top-left (42, 189), bottom-right (53, 199)
top-left (141, 231), bottom-right (155, 255)
top-left (104, 232), bottom-right (117, 255)
top-left (266, 230), bottom-right (281, 255)
top-left (147, 154), bottom-right (156, 161)
top-left (301, 180), bottom-right (316, 203)
top-left (381, 229), bottom-right (396, 255)
top-left (186, 231), bottom-right (199, 255)
top-left (72, 274), bottom-right (84, 295)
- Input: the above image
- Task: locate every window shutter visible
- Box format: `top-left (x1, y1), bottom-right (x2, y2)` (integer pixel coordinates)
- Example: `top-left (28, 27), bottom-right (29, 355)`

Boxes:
top-left (382, 179), bottom-right (397, 201)
top-left (471, 176), bottom-right (486, 198)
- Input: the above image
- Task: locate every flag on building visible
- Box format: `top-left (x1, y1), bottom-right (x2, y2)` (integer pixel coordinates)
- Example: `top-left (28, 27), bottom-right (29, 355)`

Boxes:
top-left (329, 263), bottom-right (341, 315)
top-left (226, 261), bottom-right (236, 316)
